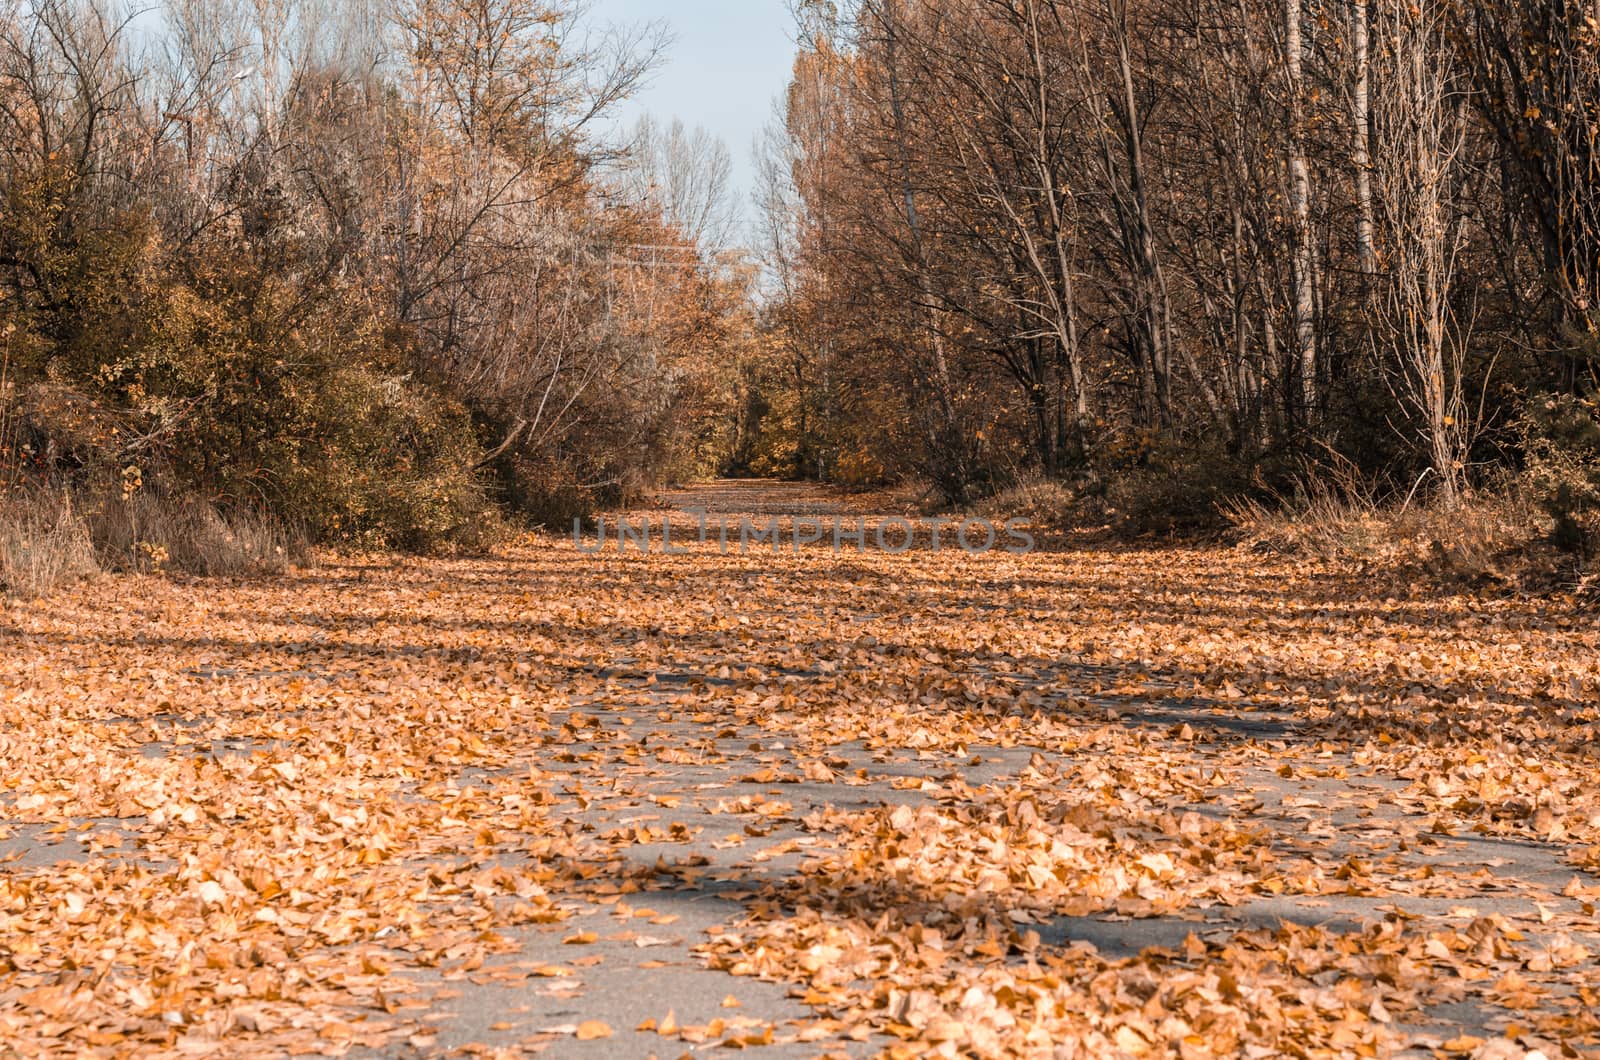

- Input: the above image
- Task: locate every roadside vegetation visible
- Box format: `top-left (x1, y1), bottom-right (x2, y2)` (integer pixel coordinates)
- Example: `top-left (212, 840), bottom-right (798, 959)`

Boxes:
top-left (0, 0), bottom-right (755, 598)
top-left (741, 0), bottom-right (1600, 593)
top-left (5, 0), bottom-right (1600, 602)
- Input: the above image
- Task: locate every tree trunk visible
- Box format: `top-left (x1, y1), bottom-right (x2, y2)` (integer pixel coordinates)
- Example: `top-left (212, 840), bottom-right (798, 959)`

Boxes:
top-left (1285, 0), bottom-right (1319, 418)
top-left (1105, 0), bottom-right (1173, 426)
top-left (1352, 0), bottom-right (1376, 275)
top-left (880, 0), bottom-right (966, 496)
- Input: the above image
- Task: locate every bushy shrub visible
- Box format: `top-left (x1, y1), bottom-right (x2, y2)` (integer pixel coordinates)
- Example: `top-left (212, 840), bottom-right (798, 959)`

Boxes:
top-left (494, 457), bottom-right (597, 531)
top-left (831, 448), bottom-right (889, 489)
top-left (267, 369), bottom-right (498, 552)
top-left (6, 239), bottom-right (499, 553)
top-left (1105, 443), bottom-right (1254, 536)
top-left (1520, 392), bottom-right (1600, 553)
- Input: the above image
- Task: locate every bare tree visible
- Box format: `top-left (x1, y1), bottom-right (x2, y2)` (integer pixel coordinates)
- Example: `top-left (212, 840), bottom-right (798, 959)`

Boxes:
top-left (1084, 0), bottom-right (1179, 427)
top-left (893, 0), bottom-right (1094, 469)
top-left (621, 115), bottom-right (741, 254)
top-left (855, 0), bottom-right (971, 499)
top-left (1454, 0), bottom-right (1600, 388)
top-left (1372, 0), bottom-right (1472, 503)
top-left (383, 0), bottom-right (668, 460)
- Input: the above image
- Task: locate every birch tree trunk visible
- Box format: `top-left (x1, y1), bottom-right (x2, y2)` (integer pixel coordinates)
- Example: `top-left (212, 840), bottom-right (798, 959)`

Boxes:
top-left (1351, 0), bottom-right (1376, 275)
top-left (1285, 0), bottom-right (1319, 417)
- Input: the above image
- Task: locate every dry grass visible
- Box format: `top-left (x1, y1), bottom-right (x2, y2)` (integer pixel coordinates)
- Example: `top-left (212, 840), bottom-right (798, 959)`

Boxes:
top-left (86, 492), bottom-right (300, 577)
top-left (972, 473), bottom-right (1079, 525)
top-left (0, 491), bottom-right (99, 599)
top-left (1224, 486), bottom-right (1595, 594)
top-left (2, 485), bottom-right (304, 599)
top-left (878, 475), bottom-right (943, 515)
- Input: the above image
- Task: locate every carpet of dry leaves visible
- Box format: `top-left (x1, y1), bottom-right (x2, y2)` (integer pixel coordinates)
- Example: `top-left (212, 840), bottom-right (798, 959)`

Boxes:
top-left (3, 482), bottom-right (1600, 1059)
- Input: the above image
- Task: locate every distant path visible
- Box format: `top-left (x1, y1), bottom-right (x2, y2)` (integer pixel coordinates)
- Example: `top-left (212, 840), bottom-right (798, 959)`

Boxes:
top-left (2, 479), bottom-right (1598, 1057)
top-left (656, 478), bottom-right (887, 516)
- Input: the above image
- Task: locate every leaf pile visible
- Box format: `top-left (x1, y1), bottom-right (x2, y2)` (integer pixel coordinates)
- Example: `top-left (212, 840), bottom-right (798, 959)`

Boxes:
top-left (2, 488), bottom-right (1599, 1056)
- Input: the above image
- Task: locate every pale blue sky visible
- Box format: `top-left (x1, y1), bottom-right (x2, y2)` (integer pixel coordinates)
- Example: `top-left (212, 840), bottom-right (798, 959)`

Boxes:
top-left (591, 1), bottom-right (797, 226)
